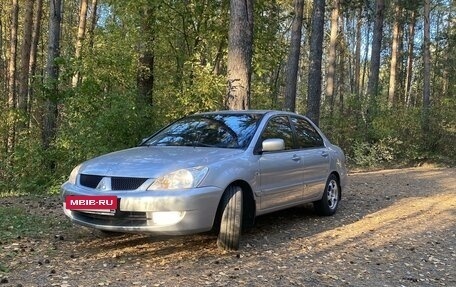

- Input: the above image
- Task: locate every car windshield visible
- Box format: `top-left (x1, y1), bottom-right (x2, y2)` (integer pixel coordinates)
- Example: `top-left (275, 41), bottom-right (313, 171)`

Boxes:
top-left (144, 113), bottom-right (263, 149)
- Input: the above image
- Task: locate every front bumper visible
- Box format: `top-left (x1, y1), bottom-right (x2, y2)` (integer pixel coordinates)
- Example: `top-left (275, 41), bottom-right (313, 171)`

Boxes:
top-left (61, 182), bottom-right (223, 235)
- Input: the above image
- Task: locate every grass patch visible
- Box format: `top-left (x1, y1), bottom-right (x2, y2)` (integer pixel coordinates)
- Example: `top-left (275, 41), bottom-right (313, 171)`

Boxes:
top-left (0, 190), bottom-right (29, 198)
top-left (0, 205), bottom-right (71, 243)
top-left (0, 262), bottom-right (9, 273)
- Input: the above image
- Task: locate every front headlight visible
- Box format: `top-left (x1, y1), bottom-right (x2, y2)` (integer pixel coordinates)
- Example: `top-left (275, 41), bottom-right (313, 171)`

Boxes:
top-left (148, 166), bottom-right (208, 190)
top-left (68, 164), bottom-right (82, 184)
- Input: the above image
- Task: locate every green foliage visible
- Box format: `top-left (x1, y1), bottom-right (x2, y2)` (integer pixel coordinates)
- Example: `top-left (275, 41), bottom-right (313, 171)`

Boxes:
top-left (251, 1), bottom-right (291, 110)
top-left (350, 137), bottom-right (405, 167)
top-left (156, 60), bottom-right (226, 121)
top-left (54, 83), bottom-right (157, 191)
top-left (321, 92), bottom-right (456, 168)
top-left (8, 134), bottom-right (52, 194)
top-left (1, 0), bottom-right (454, 197)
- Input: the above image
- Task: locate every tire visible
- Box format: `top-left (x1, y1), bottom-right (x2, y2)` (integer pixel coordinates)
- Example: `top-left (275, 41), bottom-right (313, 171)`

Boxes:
top-left (216, 185), bottom-right (243, 251)
top-left (314, 174), bottom-right (340, 216)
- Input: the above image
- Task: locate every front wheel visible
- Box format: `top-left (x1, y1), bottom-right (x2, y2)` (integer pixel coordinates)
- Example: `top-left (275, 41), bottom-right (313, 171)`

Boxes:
top-left (314, 174), bottom-right (340, 216)
top-left (216, 185), bottom-right (243, 251)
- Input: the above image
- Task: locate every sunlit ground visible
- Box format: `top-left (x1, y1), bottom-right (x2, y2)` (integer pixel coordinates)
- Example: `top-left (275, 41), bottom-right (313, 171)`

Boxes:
top-left (1, 166), bottom-right (455, 286)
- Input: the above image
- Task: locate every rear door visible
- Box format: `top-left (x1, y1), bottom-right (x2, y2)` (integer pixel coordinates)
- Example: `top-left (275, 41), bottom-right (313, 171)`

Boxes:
top-left (258, 116), bottom-right (304, 211)
top-left (291, 116), bottom-right (330, 200)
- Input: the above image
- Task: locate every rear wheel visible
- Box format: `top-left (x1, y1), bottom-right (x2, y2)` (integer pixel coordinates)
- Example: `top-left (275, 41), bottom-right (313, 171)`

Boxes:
top-left (216, 185), bottom-right (243, 250)
top-left (314, 174), bottom-right (340, 216)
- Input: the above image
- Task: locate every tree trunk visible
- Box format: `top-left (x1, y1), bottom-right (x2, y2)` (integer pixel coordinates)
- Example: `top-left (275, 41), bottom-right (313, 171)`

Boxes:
top-left (338, 18), bottom-right (346, 114)
top-left (0, 4), bottom-right (5, 94)
top-left (325, 0), bottom-right (339, 112)
top-left (88, 0), bottom-right (98, 51)
top-left (396, 11), bottom-right (404, 104)
top-left (226, 0), bottom-right (254, 110)
top-left (18, 0), bottom-right (35, 116)
top-left (441, 9), bottom-right (452, 98)
top-left (404, 10), bottom-right (416, 107)
top-left (283, 0), bottom-right (304, 112)
top-left (360, 20), bottom-right (371, 97)
top-left (422, 0), bottom-right (431, 131)
top-left (28, 0), bottom-right (43, 126)
top-left (271, 63), bottom-right (282, 109)
top-left (367, 0), bottom-right (385, 100)
top-left (354, 8), bottom-right (362, 97)
top-left (42, 0), bottom-right (62, 150)
top-left (212, 38), bottom-right (226, 76)
top-left (306, 0), bottom-right (326, 126)
top-left (136, 5), bottom-right (155, 107)
top-left (387, 2), bottom-right (400, 107)
top-left (7, 0), bottom-right (19, 155)
top-left (72, 0), bottom-right (88, 87)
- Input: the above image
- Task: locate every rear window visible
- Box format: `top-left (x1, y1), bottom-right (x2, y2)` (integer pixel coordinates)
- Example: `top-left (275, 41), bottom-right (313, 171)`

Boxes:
top-left (291, 117), bottom-right (324, 148)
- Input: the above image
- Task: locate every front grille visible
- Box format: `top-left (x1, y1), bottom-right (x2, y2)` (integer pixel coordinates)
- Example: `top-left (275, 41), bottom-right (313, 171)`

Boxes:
top-left (112, 177), bottom-right (147, 190)
top-left (80, 174), bottom-right (103, 188)
top-left (73, 210), bottom-right (148, 226)
top-left (79, 174), bottom-right (148, 190)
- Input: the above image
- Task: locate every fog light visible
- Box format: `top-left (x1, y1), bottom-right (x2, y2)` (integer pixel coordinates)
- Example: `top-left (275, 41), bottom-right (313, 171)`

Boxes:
top-left (151, 211), bottom-right (185, 226)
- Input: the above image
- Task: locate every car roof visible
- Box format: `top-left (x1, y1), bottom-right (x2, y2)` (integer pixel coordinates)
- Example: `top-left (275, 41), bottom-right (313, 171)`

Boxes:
top-left (196, 110), bottom-right (302, 117)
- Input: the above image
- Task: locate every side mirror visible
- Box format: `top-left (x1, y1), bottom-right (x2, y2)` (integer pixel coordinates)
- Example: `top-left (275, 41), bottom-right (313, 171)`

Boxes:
top-left (262, 138), bottom-right (285, 152)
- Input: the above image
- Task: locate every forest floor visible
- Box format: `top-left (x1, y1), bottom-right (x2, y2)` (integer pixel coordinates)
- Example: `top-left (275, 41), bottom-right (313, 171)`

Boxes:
top-left (0, 166), bottom-right (455, 287)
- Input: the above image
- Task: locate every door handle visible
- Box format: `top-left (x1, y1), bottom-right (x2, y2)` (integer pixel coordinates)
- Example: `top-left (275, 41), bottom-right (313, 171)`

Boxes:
top-left (292, 155), bottom-right (301, 161)
top-left (321, 151), bottom-right (329, 157)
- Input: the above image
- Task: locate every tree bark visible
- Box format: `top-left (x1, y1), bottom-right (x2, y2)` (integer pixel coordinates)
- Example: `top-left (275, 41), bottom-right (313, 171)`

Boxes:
top-left (28, 0), bottom-right (43, 125)
top-left (338, 18), bottom-right (346, 114)
top-left (136, 5), bottom-right (155, 107)
top-left (387, 2), bottom-right (401, 108)
top-left (88, 0), bottom-right (98, 51)
top-left (367, 0), bottom-right (385, 100)
top-left (360, 20), bottom-right (371, 97)
top-left (404, 10), bottom-right (416, 107)
top-left (354, 8), bottom-right (362, 97)
top-left (325, 0), bottom-right (339, 112)
top-left (72, 0), bottom-right (88, 87)
top-left (18, 0), bottom-right (35, 115)
top-left (7, 0), bottom-right (19, 154)
top-left (306, 0), bottom-right (326, 126)
top-left (226, 0), bottom-right (254, 110)
top-left (0, 4), bottom-right (5, 94)
top-left (422, 0), bottom-right (431, 131)
top-left (42, 0), bottom-right (62, 150)
top-left (283, 0), bottom-right (304, 112)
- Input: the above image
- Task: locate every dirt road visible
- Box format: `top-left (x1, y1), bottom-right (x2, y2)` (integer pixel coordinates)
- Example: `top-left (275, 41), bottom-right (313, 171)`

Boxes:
top-left (1, 166), bottom-right (455, 287)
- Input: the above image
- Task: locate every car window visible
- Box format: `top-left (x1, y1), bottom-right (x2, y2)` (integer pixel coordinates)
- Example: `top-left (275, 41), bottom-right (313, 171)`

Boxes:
top-left (261, 116), bottom-right (294, 150)
top-left (291, 117), bottom-right (324, 148)
top-left (144, 114), bottom-right (262, 149)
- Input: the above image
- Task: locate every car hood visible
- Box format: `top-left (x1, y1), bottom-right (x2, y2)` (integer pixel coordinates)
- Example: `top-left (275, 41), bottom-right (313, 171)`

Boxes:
top-left (78, 146), bottom-right (245, 178)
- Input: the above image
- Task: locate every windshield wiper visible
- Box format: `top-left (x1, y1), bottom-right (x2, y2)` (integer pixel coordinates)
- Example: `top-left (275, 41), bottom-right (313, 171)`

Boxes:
top-left (193, 143), bottom-right (219, 148)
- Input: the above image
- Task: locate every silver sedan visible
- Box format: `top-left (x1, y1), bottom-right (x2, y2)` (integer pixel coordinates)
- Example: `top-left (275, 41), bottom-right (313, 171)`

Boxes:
top-left (61, 110), bottom-right (347, 250)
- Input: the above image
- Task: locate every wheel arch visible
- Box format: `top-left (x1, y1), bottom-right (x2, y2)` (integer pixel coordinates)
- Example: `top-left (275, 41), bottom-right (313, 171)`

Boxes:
top-left (213, 180), bottom-right (256, 231)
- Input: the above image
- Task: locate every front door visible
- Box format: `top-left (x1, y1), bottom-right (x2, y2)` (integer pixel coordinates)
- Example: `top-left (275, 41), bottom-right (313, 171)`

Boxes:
top-left (258, 116), bottom-right (303, 211)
